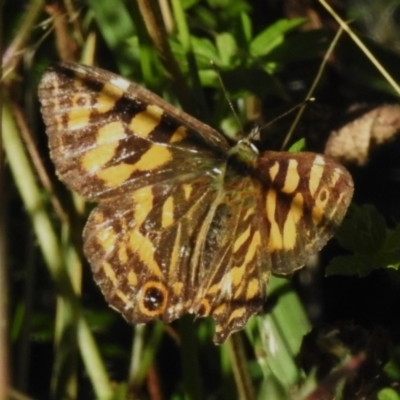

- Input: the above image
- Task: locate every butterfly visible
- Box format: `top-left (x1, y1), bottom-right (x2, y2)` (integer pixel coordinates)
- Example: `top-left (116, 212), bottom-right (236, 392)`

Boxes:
top-left (38, 62), bottom-right (353, 344)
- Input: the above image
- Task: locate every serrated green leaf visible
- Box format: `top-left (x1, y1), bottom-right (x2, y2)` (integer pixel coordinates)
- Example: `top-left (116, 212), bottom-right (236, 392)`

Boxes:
top-left (335, 205), bottom-right (387, 254)
top-left (326, 249), bottom-right (400, 276)
top-left (382, 222), bottom-right (400, 253)
top-left (378, 253), bottom-right (400, 269)
top-left (367, 205), bottom-right (389, 250)
top-left (249, 18), bottom-right (308, 57)
top-left (326, 255), bottom-right (361, 276)
top-left (326, 254), bottom-right (379, 277)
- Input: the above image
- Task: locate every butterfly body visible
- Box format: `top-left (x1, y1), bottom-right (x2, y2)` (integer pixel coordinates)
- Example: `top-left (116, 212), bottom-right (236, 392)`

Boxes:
top-left (39, 63), bottom-right (353, 344)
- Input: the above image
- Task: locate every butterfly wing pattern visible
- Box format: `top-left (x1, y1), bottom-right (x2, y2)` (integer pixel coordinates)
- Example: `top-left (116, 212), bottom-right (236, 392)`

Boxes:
top-left (38, 63), bottom-right (353, 344)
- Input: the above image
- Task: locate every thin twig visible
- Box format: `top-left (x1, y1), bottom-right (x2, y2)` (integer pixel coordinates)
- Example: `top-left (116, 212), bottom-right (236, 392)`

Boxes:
top-left (137, 0), bottom-right (195, 114)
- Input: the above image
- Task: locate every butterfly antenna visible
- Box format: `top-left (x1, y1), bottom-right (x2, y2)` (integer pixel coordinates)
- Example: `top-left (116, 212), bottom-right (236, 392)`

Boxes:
top-left (211, 61), bottom-right (314, 145)
top-left (211, 61), bottom-right (245, 140)
top-left (249, 97), bottom-right (315, 141)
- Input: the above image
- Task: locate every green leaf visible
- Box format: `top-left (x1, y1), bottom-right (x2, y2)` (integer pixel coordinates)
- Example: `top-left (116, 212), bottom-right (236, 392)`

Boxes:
top-left (266, 29), bottom-right (330, 63)
top-left (220, 67), bottom-right (282, 98)
top-left (335, 204), bottom-right (387, 254)
top-left (190, 36), bottom-right (220, 66)
top-left (112, 383), bottom-right (129, 400)
top-left (329, 205), bottom-right (400, 276)
top-left (88, 0), bottom-right (137, 75)
top-left (382, 222), bottom-right (400, 253)
top-left (288, 138), bottom-right (306, 152)
top-left (181, 0), bottom-right (200, 9)
top-left (378, 388), bottom-right (400, 400)
top-left (258, 375), bottom-right (289, 400)
top-left (192, 5), bottom-right (219, 29)
top-left (326, 254), bottom-right (373, 276)
top-left (208, 0), bottom-right (250, 15)
top-left (249, 18), bottom-right (308, 57)
top-left (208, 0), bottom-right (231, 6)
top-left (216, 32), bottom-right (238, 67)
top-left (239, 12), bottom-right (252, 43)
top-left (198, 68), bottom-right (219, 87)
top-left (256, 276), bottom-right (309, 386)
top-left (250, 30), bottom-right (283, 58)
top-left (384, 347), bottom-right (400, 380)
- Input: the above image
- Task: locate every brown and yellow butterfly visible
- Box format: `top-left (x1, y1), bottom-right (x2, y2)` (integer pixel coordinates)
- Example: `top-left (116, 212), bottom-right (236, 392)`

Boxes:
top-left (38, 63), bottom-right (353, 344)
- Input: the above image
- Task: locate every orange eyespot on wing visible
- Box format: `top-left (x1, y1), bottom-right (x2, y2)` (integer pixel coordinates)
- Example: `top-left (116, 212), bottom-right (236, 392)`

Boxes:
top-left (39, 62), bottom-right (354, 344)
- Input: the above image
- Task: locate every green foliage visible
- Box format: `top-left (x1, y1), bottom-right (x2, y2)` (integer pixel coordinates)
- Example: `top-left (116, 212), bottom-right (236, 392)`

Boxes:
top-left (383, 346), bottom-right (400, 381)
top-left (327, 205), bottom-right (400, 276)
top-left (249, 18), bottom-right (308, 58)
top-left (289, 138), bottom-right (306, 152)
top-left (378, 388), bottom-right (400, 400)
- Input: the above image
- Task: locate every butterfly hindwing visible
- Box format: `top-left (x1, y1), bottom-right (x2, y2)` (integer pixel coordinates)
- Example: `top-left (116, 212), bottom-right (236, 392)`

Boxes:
top-left (256, 151), bottom-right (353, 275)
top-left (83, 166), bottom-right (270, 344)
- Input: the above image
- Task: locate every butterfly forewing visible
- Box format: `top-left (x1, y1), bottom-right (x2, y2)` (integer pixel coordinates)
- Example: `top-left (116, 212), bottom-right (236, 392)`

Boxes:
top-left (38, 63), bottom-right (229, 201)
top-left (38, 62), bottom-right (354, 344)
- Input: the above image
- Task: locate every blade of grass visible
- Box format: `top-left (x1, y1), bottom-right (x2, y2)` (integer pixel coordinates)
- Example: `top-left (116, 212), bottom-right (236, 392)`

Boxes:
top-left (2, 96), bottom-right (113, 399)
top-left (2, 0), bottom-right (45, 79)
top-left (225, 334), bottom-right (256, 400)
top-left (171, 0), bottom-right (210, 121)
top-left (179, 316), bottom-right (202, 400)
top-left (318, 0), bottom-right (400, 95)
top-left (0, 1), bottom-right (9, 394)
top-left (51, 228), bottom-right (83, 399)
top-left (128, 322), bottom-right (164, 391)
top-left (87, 0), bottom-right (137, 75)
top-left (256, 276), bottom-right (309, 390)
top-left (137, 0), bottom-right (196, 114)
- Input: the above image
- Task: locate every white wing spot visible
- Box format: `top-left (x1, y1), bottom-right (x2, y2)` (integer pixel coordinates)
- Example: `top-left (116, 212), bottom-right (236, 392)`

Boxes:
top-left (315, 155), bottom-right (325, 166)
top-left (109, 76), bottom-right (131, 91)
